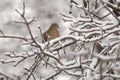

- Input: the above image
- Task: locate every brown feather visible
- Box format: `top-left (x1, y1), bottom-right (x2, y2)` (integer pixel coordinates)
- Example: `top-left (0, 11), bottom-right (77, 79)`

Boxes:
top-left (43, 23), bottom-right (60, 42)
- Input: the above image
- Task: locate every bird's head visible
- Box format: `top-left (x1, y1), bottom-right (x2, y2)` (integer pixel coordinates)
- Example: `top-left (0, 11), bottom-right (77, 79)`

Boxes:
top-left (50, 23), bottom-right (59, 29)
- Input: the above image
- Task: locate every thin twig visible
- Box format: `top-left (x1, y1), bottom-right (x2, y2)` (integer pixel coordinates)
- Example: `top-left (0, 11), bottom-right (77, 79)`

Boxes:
top-left (38, 26), bottom-right (44, 43)
top-left (0, 35), bottom-right (28, 41)
top-left (24, 68), bottom-right (36, 80)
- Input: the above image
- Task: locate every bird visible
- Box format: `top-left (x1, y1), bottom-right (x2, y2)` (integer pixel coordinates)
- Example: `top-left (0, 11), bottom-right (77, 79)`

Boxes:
top-left (43, 23), bottom-right (60, 42)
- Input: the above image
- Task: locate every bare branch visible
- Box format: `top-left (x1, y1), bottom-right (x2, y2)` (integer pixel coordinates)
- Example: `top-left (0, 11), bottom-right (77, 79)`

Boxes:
top-left (0, 35), bottom-right (28, 41)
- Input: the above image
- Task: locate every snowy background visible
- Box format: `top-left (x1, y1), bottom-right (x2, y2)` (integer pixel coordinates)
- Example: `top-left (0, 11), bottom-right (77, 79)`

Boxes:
top-left (0, 0), bottom-right (73, 80)
top-left (0, 0), bottom-right (120, 80)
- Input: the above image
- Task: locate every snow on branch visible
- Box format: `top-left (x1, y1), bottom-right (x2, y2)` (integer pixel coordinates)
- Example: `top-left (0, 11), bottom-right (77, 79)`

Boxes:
top-left (1, 0), bottom-right (120, 80)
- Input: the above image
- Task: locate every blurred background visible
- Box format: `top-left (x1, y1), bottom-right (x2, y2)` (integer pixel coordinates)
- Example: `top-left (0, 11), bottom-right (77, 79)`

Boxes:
top-left (0, 0), bottom-right (73, 80)
top-left (0, 0), bottom-right (70, 52)
top-left (1, 0), bottom-right (118, 80)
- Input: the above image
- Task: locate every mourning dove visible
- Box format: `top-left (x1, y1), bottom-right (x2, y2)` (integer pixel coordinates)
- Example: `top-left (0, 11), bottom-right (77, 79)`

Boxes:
top-left (43, 23), bottom-right (60, 42)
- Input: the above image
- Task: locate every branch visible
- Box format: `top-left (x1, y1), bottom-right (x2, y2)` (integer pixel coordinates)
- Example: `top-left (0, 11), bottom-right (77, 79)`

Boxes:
top-left (0, 35), bottom-right (28, 41)
top-left (0, 72), bottom-right (14, 80)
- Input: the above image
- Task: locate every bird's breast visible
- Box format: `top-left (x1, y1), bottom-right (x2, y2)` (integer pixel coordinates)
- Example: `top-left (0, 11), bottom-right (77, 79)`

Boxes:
top-left (48, 29), bottom-right (60, 40)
